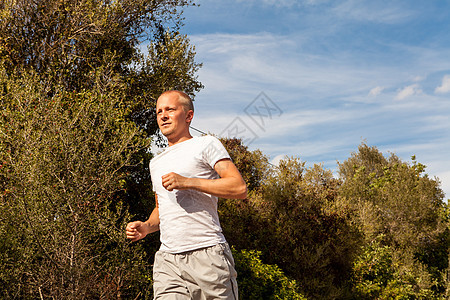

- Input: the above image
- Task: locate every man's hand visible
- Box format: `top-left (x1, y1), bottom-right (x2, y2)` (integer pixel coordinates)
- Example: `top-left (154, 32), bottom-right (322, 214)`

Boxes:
top-left (126, 221), bottom-right (149, 242)
top-left (160, 159), bottom-right (247, 199)
top-left (162, 172), bottom-right (190, 191)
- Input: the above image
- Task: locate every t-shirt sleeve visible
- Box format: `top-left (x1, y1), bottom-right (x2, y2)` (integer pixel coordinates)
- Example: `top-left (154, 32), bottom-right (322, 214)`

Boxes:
top-left (202, 136), bottom-right (231, 169)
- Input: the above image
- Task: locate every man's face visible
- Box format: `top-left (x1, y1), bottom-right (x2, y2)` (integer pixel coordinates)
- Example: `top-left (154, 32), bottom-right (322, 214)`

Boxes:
top-left (156, 94), bottom-right (192, 139)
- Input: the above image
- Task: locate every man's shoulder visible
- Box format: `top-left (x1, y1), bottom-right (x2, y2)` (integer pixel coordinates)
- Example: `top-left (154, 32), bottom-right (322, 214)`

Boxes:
top-left (198, 134), bottom-right (221, 145)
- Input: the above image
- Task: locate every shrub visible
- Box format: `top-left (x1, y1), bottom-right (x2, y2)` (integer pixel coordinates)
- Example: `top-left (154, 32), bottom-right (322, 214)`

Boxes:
top-left (233, 248), bottom-right (307, 300)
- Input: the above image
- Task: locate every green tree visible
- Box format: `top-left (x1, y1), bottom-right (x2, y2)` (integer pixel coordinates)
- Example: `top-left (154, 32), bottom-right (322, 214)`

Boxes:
top-left (232, 248), bottom-right (306, 300)
top-left (0, 0), bottom-right (203, 221)
top-left (218, 139), bottom-right (271, 254)
top-left (338, 143), bottom-right (446, 253)
top-left (0, 0), bottom-right (203, 298)
top-left (219, 138), bottom-right (269, 193)
top-left (219, 145), bottom-right (362, 299)
top-left (0, 0), bottom-right (198, 88)
top-left (351, 236), bottom-right (435, 299)
top-left (254, 157), bottom-right (362, 299)
top-left (338, 143), bottom-right (448, 297)
top-left (0, 0), bottom-right (202, 134)
top-left (218, 140), bottom-right (307, 298)
top-left (0, 69), bottom-right (154, 298)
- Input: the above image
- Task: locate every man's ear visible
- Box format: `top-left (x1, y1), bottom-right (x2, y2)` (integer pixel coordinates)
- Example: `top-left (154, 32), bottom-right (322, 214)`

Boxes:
top-left (186, 110), bottom-right (194, 123)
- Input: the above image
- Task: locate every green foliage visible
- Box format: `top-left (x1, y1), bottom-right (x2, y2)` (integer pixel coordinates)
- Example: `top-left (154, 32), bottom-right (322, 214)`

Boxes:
top-left (219, 138), bottom-right (269, 192)
top-left (254, 157), bottom-right (362, 299)
top-left (0, 0), bottom-right (194, 89)
top-left (352, 237), bottom-right (436, 299)
top-left (143, 30), bottom-right (204, 99)
top-left (339, 143), bottom-right (448, 298)
top-left (338, 143), bottom-right (445, 249)
top-left (0, 0), bottom-right (202, 137)
top-left (220, 140), bottom-right (449, 299)
top-left (129, 29), bottom-right (203, 138)
top-left (1, 2), bottom-right (449, 297)
top-left (218, 138), bottom-right (272, 252)
top-left (232, 248), bottom-right (306, 300)
top-left (0, 68), bottom-right (154, 298)
top-left (0, 0), bottom-right (203, 296)
top-left (352, 237), bottom-right (395, 298)
top-left (219, 143), bottom-right (363, 299)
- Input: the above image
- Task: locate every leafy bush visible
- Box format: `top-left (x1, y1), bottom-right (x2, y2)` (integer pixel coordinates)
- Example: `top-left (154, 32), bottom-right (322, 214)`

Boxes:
top-left (352, 237), bottom-right (436, 299)
top-left (232, 248), bottom-right (306, 300)
top-left (0, 69), bottom-right (154, 298)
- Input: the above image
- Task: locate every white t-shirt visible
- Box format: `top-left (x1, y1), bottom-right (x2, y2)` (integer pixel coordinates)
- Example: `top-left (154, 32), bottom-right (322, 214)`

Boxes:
top-left (150, 135), bottom-right (230, 253)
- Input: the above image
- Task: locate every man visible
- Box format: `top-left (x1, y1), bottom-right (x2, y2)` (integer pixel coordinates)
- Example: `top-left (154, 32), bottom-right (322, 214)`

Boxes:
top-left (126, 90), bottom-right (247, 299)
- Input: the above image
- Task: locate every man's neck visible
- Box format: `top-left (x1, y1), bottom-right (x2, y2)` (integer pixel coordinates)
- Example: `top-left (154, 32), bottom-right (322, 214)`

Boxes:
top-left (167, 133), bottom-right (193, 147)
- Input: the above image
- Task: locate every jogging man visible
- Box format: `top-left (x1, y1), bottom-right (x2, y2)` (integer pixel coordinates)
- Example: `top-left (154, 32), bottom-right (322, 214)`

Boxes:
top-left (126, 90), bottom-right (247, 299)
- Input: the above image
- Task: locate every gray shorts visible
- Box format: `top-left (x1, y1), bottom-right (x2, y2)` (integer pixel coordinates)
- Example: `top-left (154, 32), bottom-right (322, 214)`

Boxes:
top-left (153, 243), bottom-right (238, 300)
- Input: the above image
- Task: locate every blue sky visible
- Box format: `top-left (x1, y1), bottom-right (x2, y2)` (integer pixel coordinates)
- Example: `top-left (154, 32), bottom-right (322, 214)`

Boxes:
top-left (176, 0), bottom-right (450, 199)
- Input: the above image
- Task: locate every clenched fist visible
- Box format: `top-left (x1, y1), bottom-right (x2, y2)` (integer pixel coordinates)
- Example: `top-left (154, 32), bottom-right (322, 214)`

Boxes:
top-left (162, 172), bottom-right (190, 191)
top-left (126, 221), bottom-right (149, 242)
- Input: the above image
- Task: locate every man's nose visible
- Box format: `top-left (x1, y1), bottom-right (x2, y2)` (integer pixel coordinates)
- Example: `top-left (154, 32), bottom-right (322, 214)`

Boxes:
top-left (160, 111), bottom-right (169, 120)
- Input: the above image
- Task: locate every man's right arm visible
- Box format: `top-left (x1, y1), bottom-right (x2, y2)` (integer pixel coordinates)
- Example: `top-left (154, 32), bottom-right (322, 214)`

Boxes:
top-left (126, 195), bottom-right (160, 242)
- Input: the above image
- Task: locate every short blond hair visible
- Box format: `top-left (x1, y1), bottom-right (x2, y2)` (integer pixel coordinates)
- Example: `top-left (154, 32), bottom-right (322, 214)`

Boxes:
top-left (160, 90), bottom-right (194, 112)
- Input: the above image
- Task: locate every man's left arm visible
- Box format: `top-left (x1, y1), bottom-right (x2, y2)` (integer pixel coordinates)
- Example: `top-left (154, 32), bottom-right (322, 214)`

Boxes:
top-left (161, 158), bottom-right (247, 199)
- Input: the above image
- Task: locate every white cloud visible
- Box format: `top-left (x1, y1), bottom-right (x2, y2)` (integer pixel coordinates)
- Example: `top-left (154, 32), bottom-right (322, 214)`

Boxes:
top-left (412, 75), bottom-right (424, 82)
top-left (270, 154), bottom-right (287, 165)
top-left (235, 0), bottom-right (328, 8)
top-left (435, 75), bottom-right (450, 94)
top-left (192, 107), bottom-right (356, 144)
top-left (436, 171), bottom-right (450, 201)
top-left (369, 86), bottom-right (384, 96)
top-left (261, 0), bottom-right (298, 7)
top-left (185, 23), bottom-right (450, 200)
top-left (333, 0), bottom-right (414, 24)
top-left (190, 33), bottom-right (405, 102)
top-left (395, 84), bottom-right (422, 100)
top-left (388, 141), bottom-right (450, 200)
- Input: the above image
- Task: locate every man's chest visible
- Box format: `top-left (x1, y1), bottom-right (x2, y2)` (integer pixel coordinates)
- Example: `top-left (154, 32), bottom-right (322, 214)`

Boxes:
top-left (151, 149), bottom-right (215, 186)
